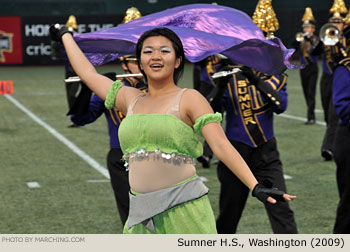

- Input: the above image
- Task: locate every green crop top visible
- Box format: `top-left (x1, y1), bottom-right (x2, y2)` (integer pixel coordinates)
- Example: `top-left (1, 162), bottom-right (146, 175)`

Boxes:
top-left (105, 80), bottom-right (222, 159)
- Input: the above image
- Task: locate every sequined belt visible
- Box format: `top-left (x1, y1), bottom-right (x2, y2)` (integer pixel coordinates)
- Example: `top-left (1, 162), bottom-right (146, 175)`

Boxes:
top-left (123, 147), bottom-right (196, 170)
top-left (127, 176), bottom-right (209, 232)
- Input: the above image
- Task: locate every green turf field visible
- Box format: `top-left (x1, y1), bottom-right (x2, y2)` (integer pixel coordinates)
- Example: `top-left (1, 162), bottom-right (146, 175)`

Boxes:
top-left (0, 63), bottom-right (337, 234)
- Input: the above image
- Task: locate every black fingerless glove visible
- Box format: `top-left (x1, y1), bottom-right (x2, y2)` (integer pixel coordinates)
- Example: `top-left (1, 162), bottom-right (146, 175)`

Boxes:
top-left (239, 66), bottom-right (260, 85)
top-left (49, 24), bottom-right (73, 42)
top-left (252, 180), bottom-right (286, 203)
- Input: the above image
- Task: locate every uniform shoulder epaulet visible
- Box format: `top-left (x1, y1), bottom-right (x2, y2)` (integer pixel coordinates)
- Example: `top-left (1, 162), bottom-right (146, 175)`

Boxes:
top-left (337, 57), bottom-right (350, 72)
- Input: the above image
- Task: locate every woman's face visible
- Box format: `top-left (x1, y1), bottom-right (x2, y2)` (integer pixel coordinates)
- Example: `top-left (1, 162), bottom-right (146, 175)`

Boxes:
top-left (139, 35), bottom-right (181, 83)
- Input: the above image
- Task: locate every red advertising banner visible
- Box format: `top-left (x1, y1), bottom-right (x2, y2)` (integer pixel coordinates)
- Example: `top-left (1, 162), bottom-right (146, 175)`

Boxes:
top-left (0, 80), bottom-right (14, 95)
top-left (0, 17), bottom-right (23, 64)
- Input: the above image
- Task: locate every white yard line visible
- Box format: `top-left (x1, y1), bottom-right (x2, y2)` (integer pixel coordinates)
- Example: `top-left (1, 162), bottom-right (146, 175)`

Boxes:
top-left (27, 182), bottom-right (41, 188)
top-left (4, 94), bottom-right (110, 179)
top-left (87, 179), bottom-right (110, 183)
top-left (277, 113), bottom-right (327, 126)
top-left (284, 175), bottom-right (293, 180)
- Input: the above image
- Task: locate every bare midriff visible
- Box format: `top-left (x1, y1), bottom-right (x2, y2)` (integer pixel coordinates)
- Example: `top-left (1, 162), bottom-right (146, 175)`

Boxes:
top-left (128, 152), bottom-right (196, 194)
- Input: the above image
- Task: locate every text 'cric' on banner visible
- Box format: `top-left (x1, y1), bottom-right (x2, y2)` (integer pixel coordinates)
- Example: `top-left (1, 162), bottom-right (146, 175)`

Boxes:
top-left (0, 80), bottom-right (14, 95)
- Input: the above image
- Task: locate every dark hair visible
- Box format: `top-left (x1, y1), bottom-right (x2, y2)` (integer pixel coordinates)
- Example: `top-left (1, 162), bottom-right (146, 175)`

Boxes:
top-left (136, 27), bottom-right (185, 84)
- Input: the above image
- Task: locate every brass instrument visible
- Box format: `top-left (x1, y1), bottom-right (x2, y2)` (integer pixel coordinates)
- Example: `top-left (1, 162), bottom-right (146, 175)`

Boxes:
top-left (296, 32), bottom-right (309, 42)
top-left (320, 23), bottom-right (341, 46)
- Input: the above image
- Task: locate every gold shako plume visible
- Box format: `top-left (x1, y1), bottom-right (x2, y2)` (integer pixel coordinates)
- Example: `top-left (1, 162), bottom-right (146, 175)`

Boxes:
top-left (65, 15), bottom-right (78, 32)
top-left (122, 7), bottom-right (142, 24)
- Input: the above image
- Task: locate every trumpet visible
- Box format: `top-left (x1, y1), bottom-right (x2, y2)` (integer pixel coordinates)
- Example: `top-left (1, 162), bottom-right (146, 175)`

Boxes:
top-left (296, 32), bottom-right (309, 42)
top-left (64, 73), bottom-right (144, 83)
top-left (320, 23), bottom-right (341, 46)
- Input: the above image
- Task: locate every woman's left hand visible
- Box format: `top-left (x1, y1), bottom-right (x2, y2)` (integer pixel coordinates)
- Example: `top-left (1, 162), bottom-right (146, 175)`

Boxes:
top-left (252, 182), bottom-right (296, 204)
top-left (266, 193), bottom-right (296, 204)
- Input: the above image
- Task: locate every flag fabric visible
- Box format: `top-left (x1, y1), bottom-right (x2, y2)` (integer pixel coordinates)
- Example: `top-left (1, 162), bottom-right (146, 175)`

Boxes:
top-left (72, 4), bottom-right (296, 75)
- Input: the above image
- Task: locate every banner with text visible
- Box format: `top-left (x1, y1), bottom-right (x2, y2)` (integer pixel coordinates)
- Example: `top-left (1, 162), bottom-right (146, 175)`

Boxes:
top-left (21, 15), bottom-right (123, 65)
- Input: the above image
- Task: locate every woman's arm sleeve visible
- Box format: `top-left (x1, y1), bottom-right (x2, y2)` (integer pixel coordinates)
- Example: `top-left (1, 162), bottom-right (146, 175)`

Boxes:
top-left (104, 80), bottom-right (124, 109)
top-left (193, 112), bottom-right (222, 137)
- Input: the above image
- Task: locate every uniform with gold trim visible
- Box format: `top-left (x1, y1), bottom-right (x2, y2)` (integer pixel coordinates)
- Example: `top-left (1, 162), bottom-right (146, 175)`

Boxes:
top-left (201, 59), bottom-right (297, 234)
top-left (70, 67), bottom-right (146, 226)
top-left (312, 8), bottom-right (348, 160)
top-left (332, 56), bottom-right (350, 233)
top-left (292, 7), bottom-right (319, 125)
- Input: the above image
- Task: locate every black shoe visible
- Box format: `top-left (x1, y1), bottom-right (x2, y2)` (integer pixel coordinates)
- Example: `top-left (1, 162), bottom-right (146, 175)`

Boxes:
top-left (67, 123), bottom-right (80, 128)
top-left (304, 119), bottom-right (315, 125)
top-left (321, 149), bottom-right (333, 161)
top-left (197, 155), bottom-right (211, 168)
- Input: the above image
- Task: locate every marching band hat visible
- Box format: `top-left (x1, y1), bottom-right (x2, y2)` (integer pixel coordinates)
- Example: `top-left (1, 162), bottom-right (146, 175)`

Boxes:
top-left (122, 7), bottom-right (142, 24)
top-left (65, 15), bottom-right (78, 32)
top-left (329, 12), bottom-right (345, 23)
top-left (329, 0), bottom-right (348, 23)
top-left (302, 7), bottom-right (316, 27)
top-left (252, 0), bottom-right (279, 38)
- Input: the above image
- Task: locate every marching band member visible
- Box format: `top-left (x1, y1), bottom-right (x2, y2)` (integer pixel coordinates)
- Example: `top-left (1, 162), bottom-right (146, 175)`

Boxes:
top-left (292, 7), bottom-right (319, 125)
top-left (331, 15), bottom-right (350, 230)
top-left (209, 0), bottom-right (298, 234)
top-left (332, 56), bottom-right (350, 233)
top-left (312, 1), bottom-right (348, 160)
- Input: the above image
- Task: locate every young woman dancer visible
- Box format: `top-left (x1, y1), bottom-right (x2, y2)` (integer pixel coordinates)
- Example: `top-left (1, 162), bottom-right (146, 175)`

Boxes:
top-left (50, 25), bottom-right (296, 234)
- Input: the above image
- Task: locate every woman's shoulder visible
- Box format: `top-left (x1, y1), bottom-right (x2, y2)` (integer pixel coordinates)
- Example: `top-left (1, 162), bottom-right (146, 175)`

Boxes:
top-left (182, 88), bottom-right (207, 103)
top-left (181, 88), bottom-right (213, 118)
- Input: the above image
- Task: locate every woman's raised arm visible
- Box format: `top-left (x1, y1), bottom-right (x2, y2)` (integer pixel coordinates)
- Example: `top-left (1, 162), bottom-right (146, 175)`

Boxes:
top-left (50, 25), bottom-right (140, 114)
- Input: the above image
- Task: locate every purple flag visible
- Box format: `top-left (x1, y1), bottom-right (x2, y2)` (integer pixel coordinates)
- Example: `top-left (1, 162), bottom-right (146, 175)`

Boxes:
top-left (73, 4), bottom-right (296, 75)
